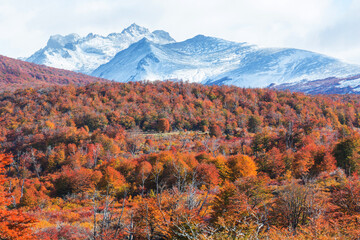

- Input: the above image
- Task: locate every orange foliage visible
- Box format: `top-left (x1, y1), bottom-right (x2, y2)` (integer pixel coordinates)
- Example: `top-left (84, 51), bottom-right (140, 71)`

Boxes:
top-left (227, 154), bottom-right (257, 180)
top-left (0, 153), bottom-right (36, 239)
top-left (0, 81), bottom-right (360, 238)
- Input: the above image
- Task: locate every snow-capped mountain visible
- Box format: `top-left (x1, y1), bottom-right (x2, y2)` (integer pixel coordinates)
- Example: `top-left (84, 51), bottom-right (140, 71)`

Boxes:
top-left (92, 35), bottom-right (253, 83)
top-left (26, 24), bottom-right (175, 74)
top-left (92, 35), bottom-right (360, 88)
top-left (27, 24), bottom-right (360, 91)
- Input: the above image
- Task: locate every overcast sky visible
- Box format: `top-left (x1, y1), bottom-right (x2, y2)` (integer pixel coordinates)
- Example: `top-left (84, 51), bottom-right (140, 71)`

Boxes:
top-left (1, 0), bottom-right (359, 64)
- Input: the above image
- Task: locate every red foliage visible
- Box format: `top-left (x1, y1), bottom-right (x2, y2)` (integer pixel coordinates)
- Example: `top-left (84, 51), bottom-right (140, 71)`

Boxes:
top-left (35, 225), bottom-right (90, 240)
top-left (0, 81), bottom-right (360, 238)
top-left (0, 153), bottom-right (37, 239)
top-left (0, 55), bottom-right (107, 91)
top-left (196, 163), bottom-right (220, 186)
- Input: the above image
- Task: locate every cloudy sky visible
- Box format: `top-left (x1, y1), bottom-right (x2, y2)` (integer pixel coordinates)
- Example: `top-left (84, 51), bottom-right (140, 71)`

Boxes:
top-left (1, 0), bottom-right (359, 64)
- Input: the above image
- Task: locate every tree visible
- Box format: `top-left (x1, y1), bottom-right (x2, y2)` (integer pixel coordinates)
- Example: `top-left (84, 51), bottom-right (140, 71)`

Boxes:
top-left (78, 112), bottom-right (108, 132)
top-left (331, 175), bottom-right (360, 215)
top-left (211, 181), bottom-right (258, 238)
top-left (195, 163), bottom-right (220, 187)
top-left (272, 181), bottom-right (321, 235)
top-left (54, 166), bottom-right (102, 197)
top-left (0, 153), bottom-right (36, 239)
top-left (293, 145), bottom-right (315, 177)
top-left (333, 135), bottom-right (360, 174)
top-left (211, 181), bottom-right (238, 221)
top-left (157, 118), bottom-right (170, 133)
top-left (311, 146), bottom-right (337, 175)
top-left (99, 166), bottom-right (127, 195)
top-left (247, 115), bottom-right (262, 133)
top-left (209, 124), bottom-right (222, 138)
top-left (227, 154), bottom-right (257, 181)
top-left (265, 147), bottom-right (285, 178)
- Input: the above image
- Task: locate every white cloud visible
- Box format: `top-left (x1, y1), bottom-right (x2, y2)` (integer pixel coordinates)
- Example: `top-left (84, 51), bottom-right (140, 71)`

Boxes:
top-left (0, 0), bottom-right (359, 64)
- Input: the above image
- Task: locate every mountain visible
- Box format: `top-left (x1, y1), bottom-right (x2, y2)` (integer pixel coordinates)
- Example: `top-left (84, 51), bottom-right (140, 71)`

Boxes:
top-left (92, 36), bottom-right (251, 83)
top-left (273, 74), bottom-right (360, 94)
top-left (27, 24), bottom-right (360, 93)
top-left (26, 24), bottom-right (175, 74)
top-left (0, 55), bottom-right (107, 91)
top-left (92, 35), bottom-right (360, 88)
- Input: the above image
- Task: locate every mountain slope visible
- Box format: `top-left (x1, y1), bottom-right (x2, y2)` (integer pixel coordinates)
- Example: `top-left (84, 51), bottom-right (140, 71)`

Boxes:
top-left (0, 55), bottom-right (107, 91)
top-left (273, 74), bottom-right (360, 94)
top-left (26, 24), bottom-right (175, 74)
top-left (92, 35), bottom-right (360, 88)
top-left (206, 48), bottom-right (360, 88)
top-left (92, 35), bottom-right (253, 82)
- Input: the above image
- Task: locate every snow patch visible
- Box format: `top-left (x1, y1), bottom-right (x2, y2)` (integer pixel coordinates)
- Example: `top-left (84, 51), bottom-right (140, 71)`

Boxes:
top-left (337, 78), bottom-right (360, 88)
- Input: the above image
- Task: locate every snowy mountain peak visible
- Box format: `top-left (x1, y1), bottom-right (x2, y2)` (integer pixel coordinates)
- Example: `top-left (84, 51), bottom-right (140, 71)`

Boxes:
top-left (189, 34), bottom-right (211, 40)
top-left (26, 24), bottom-right (175, 74)
top-left (167, 34), bottom-right (245, 56)
top-left (186, 34), bottom-right (234, 44)
top-left (46, 33), bottom-right (80, 48)
top-left (84, 33), bottom-right (101, 40)
top-left (121, 37), bottom-right (155, 54)
top-left (135, 37), bottom-right (154, 45)
top-left (121, 23), bottom-right (150, 36)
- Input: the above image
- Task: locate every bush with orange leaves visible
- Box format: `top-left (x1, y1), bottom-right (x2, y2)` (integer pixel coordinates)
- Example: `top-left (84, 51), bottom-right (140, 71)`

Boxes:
top-left (227, 154), bottom-right (257, 181)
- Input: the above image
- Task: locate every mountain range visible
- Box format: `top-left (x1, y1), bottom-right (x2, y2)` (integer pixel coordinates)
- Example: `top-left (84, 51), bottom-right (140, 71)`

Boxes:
top-left (25, 24), bottom-right (360, 93)
top-left (26, 24), bottom-right (175, 75)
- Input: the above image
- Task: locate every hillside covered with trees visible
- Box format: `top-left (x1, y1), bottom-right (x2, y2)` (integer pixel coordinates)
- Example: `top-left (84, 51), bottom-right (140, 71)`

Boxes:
top-left (0, 81), bottom-right (359, 239)
top-left (0, 55), bottom-right (108, 91)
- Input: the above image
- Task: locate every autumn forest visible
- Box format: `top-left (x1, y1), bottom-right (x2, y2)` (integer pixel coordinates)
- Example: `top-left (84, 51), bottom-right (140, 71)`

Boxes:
top-left (0, 81), bottom-right (360, 239)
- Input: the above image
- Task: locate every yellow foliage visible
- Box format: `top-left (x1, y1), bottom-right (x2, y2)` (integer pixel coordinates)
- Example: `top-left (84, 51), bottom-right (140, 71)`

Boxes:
top-left (45, 120), bottom-right (55, 129)
top-left (63, 202), bottom-right (81, 210)
top-left (79, 221), bottom-right (93, 230)
top-left (33, 220), bottom-right (54, 229)
top-left (227, 154), bottom-right (257, 180)
top-left (63, 211), bottom-right (80, 223)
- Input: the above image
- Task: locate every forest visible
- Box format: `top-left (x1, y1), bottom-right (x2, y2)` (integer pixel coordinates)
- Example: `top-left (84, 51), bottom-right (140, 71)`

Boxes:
top-left (0, 81), bottom-right (359, 239)
top-left (0, 55), bottom-right (106, 91)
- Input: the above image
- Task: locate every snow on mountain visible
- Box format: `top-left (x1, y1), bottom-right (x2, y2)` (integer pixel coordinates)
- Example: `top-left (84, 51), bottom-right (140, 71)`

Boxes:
top-left (92, 35), bottom-right (253, 83)
top-left (273, 74), bottom-right (360, 94)
top-left (206, 48), bottom-right (360, 88)
top-left (27, 24), bottom-right (360, 91)
top-left (92, 34), bottom-right (360, 88)
top-left (26, 24), bottom-right (175, 74)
